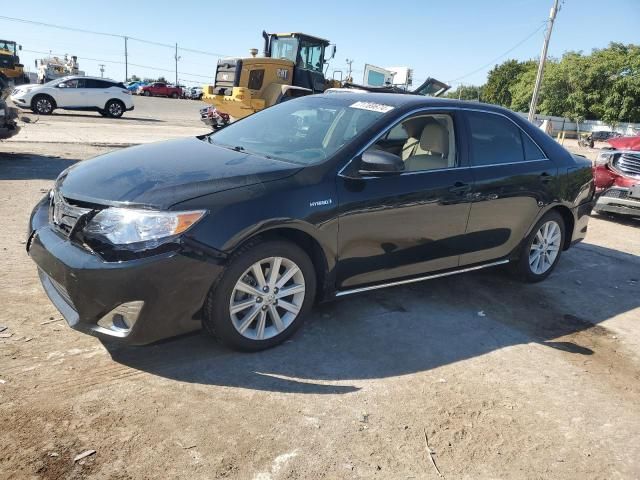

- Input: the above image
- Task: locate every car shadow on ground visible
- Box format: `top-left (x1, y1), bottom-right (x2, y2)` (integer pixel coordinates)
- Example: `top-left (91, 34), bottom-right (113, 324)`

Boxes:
top-left (107, 242), bottom-right (640, 394)
top-left (18, 111), bottom-right (164, 123)
top-left (0, 153), bottom-right (78, 181)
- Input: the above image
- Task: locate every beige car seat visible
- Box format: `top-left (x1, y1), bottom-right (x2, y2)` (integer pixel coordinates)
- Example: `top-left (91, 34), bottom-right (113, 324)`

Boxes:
top-left (403, 120), bottom-right (450, 171)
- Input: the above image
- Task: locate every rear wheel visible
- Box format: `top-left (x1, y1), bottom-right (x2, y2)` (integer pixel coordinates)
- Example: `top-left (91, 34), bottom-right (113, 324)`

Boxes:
top-left (512, 211), bottom-right (565, 282)
top-left (105, 99), bottom-right (125, 118)
top-left (31, 95), bottom-right (54, 115)
top-left (203, 239), bottom-right (316, 351)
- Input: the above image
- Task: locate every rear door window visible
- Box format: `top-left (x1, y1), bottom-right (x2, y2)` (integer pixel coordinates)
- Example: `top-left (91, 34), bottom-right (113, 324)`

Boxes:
top-left (467, 111), bottom-right (525, 166)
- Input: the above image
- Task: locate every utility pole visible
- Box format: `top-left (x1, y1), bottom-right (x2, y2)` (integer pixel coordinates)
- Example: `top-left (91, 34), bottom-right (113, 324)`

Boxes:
top-left (99, 64), bottom-right (105, 78)
top-left (345, 58), bottom-right (354, 83)
top-left (174, 43), bottom-right (180, 86)
top-left (528, 0), bottom-right (560, 122)
top-left (124, 36), bottom-right (128, 82)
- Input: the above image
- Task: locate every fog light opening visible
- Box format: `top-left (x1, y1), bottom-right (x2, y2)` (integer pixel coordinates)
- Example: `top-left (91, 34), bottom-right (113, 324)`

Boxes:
top-left (96, 301), bottom-right (144, 337)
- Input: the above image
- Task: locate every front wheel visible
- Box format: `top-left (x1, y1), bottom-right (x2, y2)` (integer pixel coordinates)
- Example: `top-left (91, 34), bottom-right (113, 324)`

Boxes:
top-left (203, 239), bottom-right (316, 351)
top-left (171, 92), bottom-right (179, 99)
top-left (512, 211), bottom-right (565, 282)
top-left (143, 90), bottom-right (151, 97)
top-left (104, 100), bottom-right (125, 118)
top-left (31, 95), bottom-right (54, 115)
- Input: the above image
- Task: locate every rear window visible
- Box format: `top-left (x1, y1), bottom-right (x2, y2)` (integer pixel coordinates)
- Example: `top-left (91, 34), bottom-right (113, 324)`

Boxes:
top-left (85, 79), bottom-right (118, 89)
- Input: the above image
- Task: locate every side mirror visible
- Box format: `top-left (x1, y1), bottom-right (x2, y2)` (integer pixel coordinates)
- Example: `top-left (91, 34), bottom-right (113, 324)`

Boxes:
top-left (329, 45), bottom-right (336, 60)
top-left (358, 149), bottom-right (405, 176)
top-left (57, 83), bottom-right (66, 88)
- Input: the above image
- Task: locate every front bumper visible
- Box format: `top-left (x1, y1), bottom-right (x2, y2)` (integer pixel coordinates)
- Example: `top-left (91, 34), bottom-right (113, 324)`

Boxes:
top-left (27, 200), bottom-right (224, 345)
top-left (594, 187), bottom-right (640, 217)
top-left (9, 95), bottom-right (30, 109)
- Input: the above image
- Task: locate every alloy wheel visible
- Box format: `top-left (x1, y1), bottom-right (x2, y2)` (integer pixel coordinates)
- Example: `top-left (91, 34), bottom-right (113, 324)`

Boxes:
top-left (229, 257), bottom-right (305, 341)
top-left (529, 220), bottom-right (561, 275)
top-left (108, 102), bottom-right (123, 117)
top-left (36, 98), bottom-right (52, 114)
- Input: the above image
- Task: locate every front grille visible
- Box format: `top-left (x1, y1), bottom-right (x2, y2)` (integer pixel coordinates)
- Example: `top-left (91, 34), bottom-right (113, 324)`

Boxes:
top-left (613, 153), bottom-right (640, 179)
top-left (601, 188), bottom-right (629, 200)
top-left (49, 190), bottom-right (92, 237)
top-left (213, 58), bottom-right (242, 95)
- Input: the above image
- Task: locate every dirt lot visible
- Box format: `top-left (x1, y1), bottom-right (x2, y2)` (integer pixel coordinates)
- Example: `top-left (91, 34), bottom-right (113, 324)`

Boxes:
top-left (1, 98), bottom-right (639, 479)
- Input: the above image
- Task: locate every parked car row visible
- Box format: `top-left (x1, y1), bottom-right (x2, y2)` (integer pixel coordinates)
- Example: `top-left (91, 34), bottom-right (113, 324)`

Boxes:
top-left (124, 81), bottom-right (203, 100)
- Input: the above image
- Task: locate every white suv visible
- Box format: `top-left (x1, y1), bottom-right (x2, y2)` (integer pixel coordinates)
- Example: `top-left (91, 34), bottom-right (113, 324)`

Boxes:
top-left (10, 76), bottom-right (134, 118)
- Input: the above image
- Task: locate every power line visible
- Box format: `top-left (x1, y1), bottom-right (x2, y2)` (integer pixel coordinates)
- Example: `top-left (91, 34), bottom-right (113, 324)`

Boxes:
top-left (0, 15), bottom-right (230, 57)
top-left (23, 49), bottom-right (213, 79)
top-left (447, 21), bottom-right (547, 84)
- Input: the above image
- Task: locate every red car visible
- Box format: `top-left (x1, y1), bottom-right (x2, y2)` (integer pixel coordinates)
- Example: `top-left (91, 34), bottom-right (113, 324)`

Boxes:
top-left (138, 82), bottom-right (182, 98)
top-left (593, 136), bottom-right (640, 217)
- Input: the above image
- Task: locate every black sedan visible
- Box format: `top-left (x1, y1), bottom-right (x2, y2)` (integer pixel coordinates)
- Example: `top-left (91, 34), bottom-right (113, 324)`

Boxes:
top-left (27, 93), bottom-right (595, 350)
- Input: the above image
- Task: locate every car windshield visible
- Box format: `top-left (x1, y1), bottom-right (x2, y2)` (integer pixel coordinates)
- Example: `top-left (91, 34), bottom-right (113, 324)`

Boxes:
top-left (207, 96), bottom-right (393, 165)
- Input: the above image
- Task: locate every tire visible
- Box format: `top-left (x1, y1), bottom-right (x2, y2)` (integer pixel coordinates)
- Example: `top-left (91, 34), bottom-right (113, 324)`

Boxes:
top-left (31, 95), bottom-right (54, 115)
top-left (171, 92), bottom-right (178, 99)
top-left (104, 99), bottom-right (125, 118)
top-left (203, 238), bottom-right (316, 351)
top-left (143, 90), bottom-right (151, 97)
top-left (511, 210), bottom-right (565, 283)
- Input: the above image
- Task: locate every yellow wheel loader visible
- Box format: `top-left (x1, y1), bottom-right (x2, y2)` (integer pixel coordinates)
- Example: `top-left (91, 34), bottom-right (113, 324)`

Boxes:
top-left (0, 40), bottom-right (30, 88)
top-left (202, 31), bottom-right (338, 121)
top-left (201, 31), bottom-right (451, 128)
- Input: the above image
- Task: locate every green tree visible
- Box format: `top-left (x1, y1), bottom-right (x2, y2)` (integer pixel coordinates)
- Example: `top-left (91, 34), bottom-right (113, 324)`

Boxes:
top-left (127, 74), bottom-right (140, 82)
top-left (483, 60), bottom-right (533, 107)
top-left (445, 84), bottom-right (484, 101)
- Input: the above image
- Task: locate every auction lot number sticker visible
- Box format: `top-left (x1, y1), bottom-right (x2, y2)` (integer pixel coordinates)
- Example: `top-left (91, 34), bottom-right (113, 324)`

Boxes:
top-left (350, 101), bottom-right (394, 113)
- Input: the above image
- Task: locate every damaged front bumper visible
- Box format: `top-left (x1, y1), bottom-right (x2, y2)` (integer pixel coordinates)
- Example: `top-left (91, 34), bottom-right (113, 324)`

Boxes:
top-left (27, 197), bottom-right (225, 345)
top-left (594, 187), bottom-right (640, 217)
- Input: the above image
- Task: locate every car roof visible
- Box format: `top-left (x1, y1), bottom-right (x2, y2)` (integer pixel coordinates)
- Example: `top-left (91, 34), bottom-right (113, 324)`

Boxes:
top-left (319, 91), bottom-right (516, 116)
top-left (63, 75), bottom-right (120, 82)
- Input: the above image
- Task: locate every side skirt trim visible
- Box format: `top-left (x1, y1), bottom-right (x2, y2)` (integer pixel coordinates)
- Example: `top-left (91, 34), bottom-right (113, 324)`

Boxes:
top-left (335, 259), bottom-right (510, 297)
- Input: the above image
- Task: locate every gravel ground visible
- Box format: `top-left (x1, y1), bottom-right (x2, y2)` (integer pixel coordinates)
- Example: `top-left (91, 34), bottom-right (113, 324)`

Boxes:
top-left (0, 98), bottom-right (639, 479)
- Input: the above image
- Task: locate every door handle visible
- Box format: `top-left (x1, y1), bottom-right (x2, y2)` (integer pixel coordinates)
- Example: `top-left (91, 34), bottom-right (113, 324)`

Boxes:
top-left (449, 182), bottom-right (471, 194)
top-left (539, 172), bottom-right (553, 183)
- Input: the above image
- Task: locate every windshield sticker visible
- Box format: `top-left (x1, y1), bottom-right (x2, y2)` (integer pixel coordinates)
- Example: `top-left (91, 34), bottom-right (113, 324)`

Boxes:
top-left (349, 101), bottom-right (394, 113)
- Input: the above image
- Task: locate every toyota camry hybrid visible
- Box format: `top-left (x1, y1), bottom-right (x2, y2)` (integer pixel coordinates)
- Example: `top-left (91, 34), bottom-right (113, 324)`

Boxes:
top-left (27, 93), bottom-right (595, 351)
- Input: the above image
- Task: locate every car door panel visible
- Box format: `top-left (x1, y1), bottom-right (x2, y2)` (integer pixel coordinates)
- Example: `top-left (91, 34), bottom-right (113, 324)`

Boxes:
top-left (336, 168), bottom-right (475, 288)
top-left (335, 110), bottom-right (473, 289)
top-left (459, 110), bottom-right (558, 265)
top-left (460, 159), bottom-right (558, 265)
top-left (53, 84), bottom-right (79, 108)
top-left (73, 78), bottom-right (91, 107)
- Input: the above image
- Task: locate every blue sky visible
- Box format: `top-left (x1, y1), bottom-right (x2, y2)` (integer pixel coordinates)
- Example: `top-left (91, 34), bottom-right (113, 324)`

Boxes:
top-left (1, 0), bottom-right (638, 87)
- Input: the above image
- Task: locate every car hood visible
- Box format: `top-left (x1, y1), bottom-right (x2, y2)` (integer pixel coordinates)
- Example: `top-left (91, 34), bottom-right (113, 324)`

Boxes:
top-left (608, 136), bottom-right (640, 151)
top-left (13, 84), bottom-right (40, 94)
top-left (56, 137), bottom-right (303, 209)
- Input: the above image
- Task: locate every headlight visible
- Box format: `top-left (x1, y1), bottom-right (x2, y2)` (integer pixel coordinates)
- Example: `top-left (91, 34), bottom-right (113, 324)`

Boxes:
top-left (595, 151), bottom-right (614, 166)
top-left (84, 208), bottom-right (206, 245)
